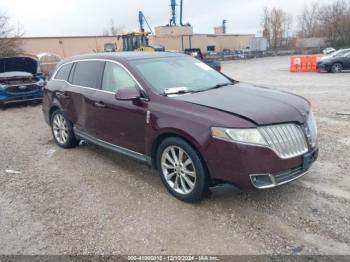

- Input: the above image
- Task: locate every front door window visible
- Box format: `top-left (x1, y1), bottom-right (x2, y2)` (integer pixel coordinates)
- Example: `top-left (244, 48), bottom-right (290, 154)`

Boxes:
top-left (102, 62), bottom-right (137, 93)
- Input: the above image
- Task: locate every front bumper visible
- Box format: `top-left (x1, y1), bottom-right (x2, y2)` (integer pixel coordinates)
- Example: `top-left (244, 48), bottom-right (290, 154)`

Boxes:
top-left (0, 96), bottom-right (42, 105)
top-left (317, 63), bottom-right (330, 72)
top-left (0, 87), bottom-right (43, 106)
top-left (203, 138), bottom-right (318, 190)
top-left (250, 148), bottom-right (318, 189)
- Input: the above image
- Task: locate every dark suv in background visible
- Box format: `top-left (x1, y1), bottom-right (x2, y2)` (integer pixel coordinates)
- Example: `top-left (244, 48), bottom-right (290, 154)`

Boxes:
top-left (317, 50), bottom-right (350, 73)
top-left (43, 52), bottom-right (318, 202)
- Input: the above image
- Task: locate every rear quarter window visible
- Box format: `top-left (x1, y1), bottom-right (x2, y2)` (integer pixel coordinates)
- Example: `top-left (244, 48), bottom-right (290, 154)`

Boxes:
top-left (54, 63), bottom-right (73, 81)
top-left (71, 61), bottom-right (105, 89)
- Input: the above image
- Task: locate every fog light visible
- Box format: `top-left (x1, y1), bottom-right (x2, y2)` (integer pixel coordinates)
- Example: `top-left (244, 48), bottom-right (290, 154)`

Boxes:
top-left (250, 174), bottom-right (275, 189)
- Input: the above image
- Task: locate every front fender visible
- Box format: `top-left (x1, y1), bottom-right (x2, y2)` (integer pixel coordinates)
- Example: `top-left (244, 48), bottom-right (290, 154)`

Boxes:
top-left (146, 115), bottom-right (213, 167)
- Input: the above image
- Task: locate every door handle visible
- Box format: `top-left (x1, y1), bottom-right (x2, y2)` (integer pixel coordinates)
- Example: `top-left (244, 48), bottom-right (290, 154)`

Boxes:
top-left (94, 101), bottom-right (106, 108)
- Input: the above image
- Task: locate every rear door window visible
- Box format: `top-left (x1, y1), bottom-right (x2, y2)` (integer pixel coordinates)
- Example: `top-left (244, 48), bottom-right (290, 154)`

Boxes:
top-left (55, 63), bottom-right (73, 81)
top-left (71, 61), bottom-right (105, 89)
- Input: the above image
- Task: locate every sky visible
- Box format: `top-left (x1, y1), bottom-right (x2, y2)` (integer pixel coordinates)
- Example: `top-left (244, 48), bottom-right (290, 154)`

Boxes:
top-left (0, 0), bottom-right (335, 37)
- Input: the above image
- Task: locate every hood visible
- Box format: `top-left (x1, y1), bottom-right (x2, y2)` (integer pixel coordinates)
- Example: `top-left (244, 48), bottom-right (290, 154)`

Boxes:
top-left (0, 57), bottom-right (38, 75)
top-left (318, 57), bottom-right (334, 63)
top-left (319, 55), bottom-right (332, 61)
top-left (173, 83), bottom-right (310, 126)
top-left (0, 71), bottom-right (33, 79)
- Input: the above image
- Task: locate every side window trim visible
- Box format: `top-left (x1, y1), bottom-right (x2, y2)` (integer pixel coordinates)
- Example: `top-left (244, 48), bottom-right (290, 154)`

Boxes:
top-left (68, 62), bottom-right (76, 84)
top-left (52, 59), bottom-right (149, 100)
top-left (100, 62), bottom-right (107, 90)
top-left (97, 61), bottom-right (106, 90)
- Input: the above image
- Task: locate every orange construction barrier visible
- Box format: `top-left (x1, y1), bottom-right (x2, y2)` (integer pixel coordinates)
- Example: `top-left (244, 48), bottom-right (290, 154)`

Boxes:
top-left (290, 56), bottom-right (318, 72)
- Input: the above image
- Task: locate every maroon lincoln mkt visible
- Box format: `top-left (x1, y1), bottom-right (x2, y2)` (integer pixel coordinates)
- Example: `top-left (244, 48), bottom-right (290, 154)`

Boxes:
top-left (42, 52), bottom-right (318, 202)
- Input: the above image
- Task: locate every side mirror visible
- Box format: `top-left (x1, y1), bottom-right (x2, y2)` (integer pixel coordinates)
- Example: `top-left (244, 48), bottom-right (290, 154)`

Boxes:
top-left (115, 87), bottom-right (141, 101)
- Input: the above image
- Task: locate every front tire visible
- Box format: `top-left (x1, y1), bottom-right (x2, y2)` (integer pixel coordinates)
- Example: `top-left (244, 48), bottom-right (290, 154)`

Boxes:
top-left (156, 137), bottom-right (208, 202)
top-left (51, 110), bottom-right (78, 148)
top-left (331, 63), bottom-right (343, 73)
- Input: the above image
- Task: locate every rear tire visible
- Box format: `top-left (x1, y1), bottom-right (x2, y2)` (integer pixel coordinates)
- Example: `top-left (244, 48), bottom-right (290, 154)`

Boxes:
top-left (156, 137), bottom-right (208, 203)
top-left (51, 110), bottom-right (78, 148)
top-left (331, 63), bottom-right (343, 73)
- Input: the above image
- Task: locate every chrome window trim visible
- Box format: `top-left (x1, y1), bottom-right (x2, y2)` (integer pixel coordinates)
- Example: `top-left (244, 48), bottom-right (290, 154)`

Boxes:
top-left (52, 79), bottom-right (115, 95)
top-left (51, 58), bottom-right (149, 100)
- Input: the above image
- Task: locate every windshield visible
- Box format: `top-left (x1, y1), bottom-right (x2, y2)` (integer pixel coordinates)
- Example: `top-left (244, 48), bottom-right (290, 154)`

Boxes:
top-left (132, 57), bottom-right (231, 94)
top-left (332, 50), bottom-right (350, 57)
top-left (340, 51), bottom-right (350, 57)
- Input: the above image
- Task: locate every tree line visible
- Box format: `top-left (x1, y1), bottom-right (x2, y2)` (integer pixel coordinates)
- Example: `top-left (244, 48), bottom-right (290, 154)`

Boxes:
top-left (262, 0), bottom-right (350, 49)
top-left (0, 10), bottom-right (23, 57)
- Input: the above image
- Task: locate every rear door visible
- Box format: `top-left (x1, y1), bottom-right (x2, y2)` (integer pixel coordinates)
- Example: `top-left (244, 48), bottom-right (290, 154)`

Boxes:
top-left (53, 63), bottom-right (75, 120)
top-left (92, 61), bottom-right (148, 154)
top-left (70, 60), bottom-right (105, 137)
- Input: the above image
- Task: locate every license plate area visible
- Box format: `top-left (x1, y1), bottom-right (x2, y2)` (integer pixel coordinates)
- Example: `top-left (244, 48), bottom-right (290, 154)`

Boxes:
top-left (303, 148), bottom-right (318, 170)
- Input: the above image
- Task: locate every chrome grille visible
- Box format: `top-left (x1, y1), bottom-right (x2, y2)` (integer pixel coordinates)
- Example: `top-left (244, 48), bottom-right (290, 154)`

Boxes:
top-left (259, 124), bottom-right (308, 159)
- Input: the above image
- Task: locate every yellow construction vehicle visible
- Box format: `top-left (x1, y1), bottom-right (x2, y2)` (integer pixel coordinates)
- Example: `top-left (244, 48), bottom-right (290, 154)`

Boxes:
top-left (122, 32), bottom-right (165, 52)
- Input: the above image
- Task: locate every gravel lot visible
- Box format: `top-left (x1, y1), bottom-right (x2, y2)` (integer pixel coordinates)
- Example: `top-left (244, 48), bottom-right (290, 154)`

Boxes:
top-left (0, 55), bottom-right (350, 255)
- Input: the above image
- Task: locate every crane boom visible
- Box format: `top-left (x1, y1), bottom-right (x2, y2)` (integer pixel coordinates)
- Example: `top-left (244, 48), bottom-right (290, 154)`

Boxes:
top-left (180, 0), bottom-right (184, 26)
top-left (138, 11), bottom-right (144, 32)
top-left (170, 0), bottom-right (177, 26)
top-left (138, 11), bottom-right (154, 35)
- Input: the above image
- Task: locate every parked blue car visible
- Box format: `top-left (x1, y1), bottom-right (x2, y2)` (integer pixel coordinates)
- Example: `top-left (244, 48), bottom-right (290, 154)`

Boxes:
top-left (0, 56), bottom-right (45, 106)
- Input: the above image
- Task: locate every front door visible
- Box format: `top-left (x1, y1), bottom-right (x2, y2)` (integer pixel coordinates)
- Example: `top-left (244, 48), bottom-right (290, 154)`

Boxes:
top-left (344, 54), bottom-right (350, 70)
top-left (92, 61), bottom-right (148, 155)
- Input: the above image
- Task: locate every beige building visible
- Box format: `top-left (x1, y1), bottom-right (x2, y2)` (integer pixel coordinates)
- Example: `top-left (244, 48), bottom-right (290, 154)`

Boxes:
top-left (150, 26), bottom-right (254, 53)
top-left (18, 27), bottom-right (254, 59)
top-left (155, 25), bottom-right (194, 36)
top-left (150, 34), bottom-right (254, 53)
top-left (19, 36), bottom-right (123, 59)
top-left (214, 26), bottom-right (225, 35)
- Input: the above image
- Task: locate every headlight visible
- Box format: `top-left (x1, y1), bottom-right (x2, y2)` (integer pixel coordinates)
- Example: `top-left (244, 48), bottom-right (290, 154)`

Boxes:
top-left (306, 112), bottom-right (318, 147)
top-left (37, 79), bottom-right (45, 87)
top-left (0, 84), bottom-right (6, 90)
top-left (211, 127), bottom-right (268, 146)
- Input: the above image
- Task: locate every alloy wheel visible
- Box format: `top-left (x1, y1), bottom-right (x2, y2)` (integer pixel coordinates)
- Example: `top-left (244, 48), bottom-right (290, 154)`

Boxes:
top-left (52, 113), bottom-right (69, 145)
top-left (332, 63), bottom-right (342, 73)
top-left (161, 146), bottom-right (197, 195)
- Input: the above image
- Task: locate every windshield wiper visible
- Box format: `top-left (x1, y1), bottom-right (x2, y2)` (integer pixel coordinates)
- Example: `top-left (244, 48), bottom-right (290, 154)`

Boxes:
top-left (162, 82), bottom-right (234, 96)
top-left (205, 82), bottom-right (233, 91)
top-left (163, 87), bottom-right (199, 96)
